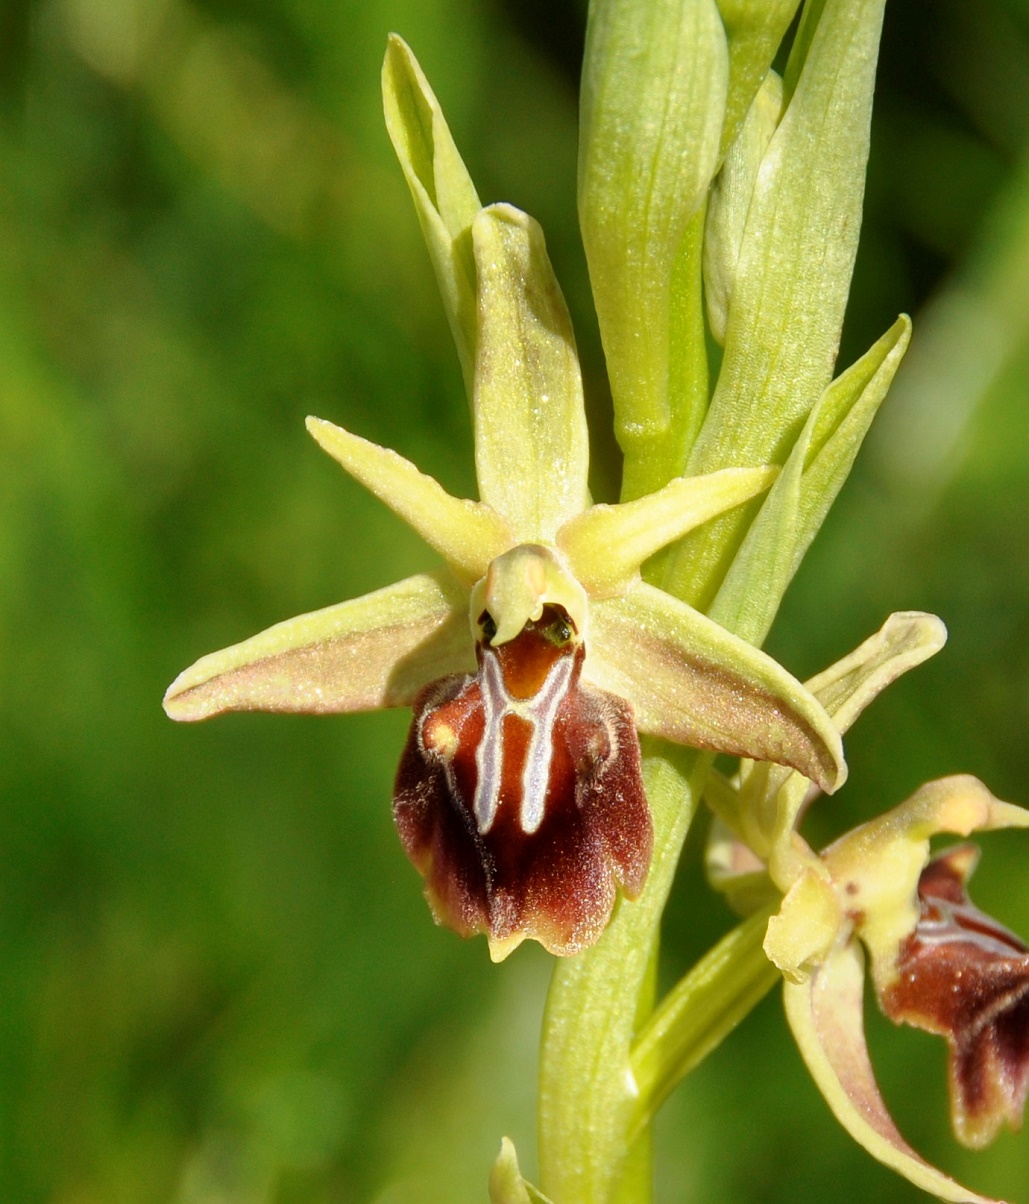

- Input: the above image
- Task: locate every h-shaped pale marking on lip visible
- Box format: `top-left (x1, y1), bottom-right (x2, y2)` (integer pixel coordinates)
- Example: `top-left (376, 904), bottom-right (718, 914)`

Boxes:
top-left (473, 647), bottom-right (576, 836)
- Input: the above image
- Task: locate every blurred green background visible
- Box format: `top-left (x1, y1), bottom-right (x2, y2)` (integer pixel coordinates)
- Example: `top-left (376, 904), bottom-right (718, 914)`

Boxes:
top-left (1, 0), bottom-right (1028, 1200)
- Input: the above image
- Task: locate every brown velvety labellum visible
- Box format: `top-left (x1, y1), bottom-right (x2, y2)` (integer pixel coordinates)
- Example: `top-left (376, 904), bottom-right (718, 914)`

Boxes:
top-left (392, 607), bottom-right (652, 957)
top-left (881, 844), bottom-right (1029, 1148)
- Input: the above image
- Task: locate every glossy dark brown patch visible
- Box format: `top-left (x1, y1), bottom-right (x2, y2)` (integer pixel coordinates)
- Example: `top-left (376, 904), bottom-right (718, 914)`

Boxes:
top-left (880, 844), bottom-right (1029, 1148)
top-left (392, 608), bottom-right (652, 956)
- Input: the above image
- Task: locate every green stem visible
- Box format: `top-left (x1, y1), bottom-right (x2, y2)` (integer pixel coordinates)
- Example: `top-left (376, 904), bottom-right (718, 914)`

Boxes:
top-left (537, 745), bottom-right (708, 1203)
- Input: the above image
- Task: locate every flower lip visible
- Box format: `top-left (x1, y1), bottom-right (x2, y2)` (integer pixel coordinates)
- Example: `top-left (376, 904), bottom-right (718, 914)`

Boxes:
top-left (479, 605), bottom-right (578, 700)
top-left (882, 844), bottom-right (1029, 1150)
top-left (393, 608), bottom-right (652, 961)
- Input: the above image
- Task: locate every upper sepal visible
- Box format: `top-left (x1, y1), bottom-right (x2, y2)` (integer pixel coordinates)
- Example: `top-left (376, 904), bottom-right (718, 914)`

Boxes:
top-left (472, 205), bottom-right (591, 542)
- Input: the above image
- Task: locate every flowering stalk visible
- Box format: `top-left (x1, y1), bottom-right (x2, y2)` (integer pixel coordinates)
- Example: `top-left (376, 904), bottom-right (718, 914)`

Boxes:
top-left (161, 2), bottom-right (1029, 1201)
top-left (536, 2), bottom-right (902, 1199)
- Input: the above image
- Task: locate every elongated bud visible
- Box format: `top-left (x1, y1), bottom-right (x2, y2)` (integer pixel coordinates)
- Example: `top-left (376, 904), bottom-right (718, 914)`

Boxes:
top-left (704, 70), bottom-right (783, 344)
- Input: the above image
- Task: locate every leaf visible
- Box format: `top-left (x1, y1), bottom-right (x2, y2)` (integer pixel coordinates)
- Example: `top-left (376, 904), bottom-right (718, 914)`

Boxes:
top-left (665, 0), bottom-right (890, 615)
top-left (704, 315), bottom-right (911, 644)
top-left (579, 0), bottom-right (728, 458)
top-left (629, 907), bottom-right (779, 1132)
top-left (382, 35), bottom-right (481, 395)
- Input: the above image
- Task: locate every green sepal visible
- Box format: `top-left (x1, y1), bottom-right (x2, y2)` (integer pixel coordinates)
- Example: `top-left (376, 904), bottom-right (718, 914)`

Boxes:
top-left (472, 204), bottom-right (590, 542)
top-left (382, 35), bottom-right (481, 396)
top-left (587, 582), bottom-right (846, 794)
top-left (162, 570), bottom-right (471, 720)
top-left (579, 0), bottom-right (727, 458)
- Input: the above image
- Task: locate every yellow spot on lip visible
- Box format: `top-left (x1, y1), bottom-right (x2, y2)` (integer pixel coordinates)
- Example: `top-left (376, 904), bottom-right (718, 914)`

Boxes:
top-left (423, 718), bottom-right (458, 760)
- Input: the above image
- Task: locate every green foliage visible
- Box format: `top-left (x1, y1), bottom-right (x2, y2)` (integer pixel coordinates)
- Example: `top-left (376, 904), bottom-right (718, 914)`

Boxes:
top-left (2, 0), bottom-right (1029, 1201)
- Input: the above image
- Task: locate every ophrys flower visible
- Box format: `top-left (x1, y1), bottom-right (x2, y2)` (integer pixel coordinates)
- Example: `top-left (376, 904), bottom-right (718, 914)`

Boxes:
top-left (708, 614), bottom-right (1029, 1203)
top-left (164, 41), bottom-right (845, 962)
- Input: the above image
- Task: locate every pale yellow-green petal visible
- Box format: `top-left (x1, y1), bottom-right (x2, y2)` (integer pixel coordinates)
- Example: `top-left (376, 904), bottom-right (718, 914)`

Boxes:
top-left (472, 204), bottom-right (590, 540)
top-left (382, 35), bottom-right (481, 394)
top-left (306, 416), bottom-right (511, 583)
top-left (559, 466), bottom-right (775, 597)
top-left (586, 583), bottom-right (846, 794)
top-left (784, 944), bottom-right (1007, 1204)
top-left (163, 570), bottom-right (472, 721)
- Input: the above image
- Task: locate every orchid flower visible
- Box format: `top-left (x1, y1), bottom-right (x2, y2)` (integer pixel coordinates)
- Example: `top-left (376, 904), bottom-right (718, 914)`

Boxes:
top-left (163, 37), bottom-right (845, 964)
top-left (707, 612), bottom-right (1029, 1203)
